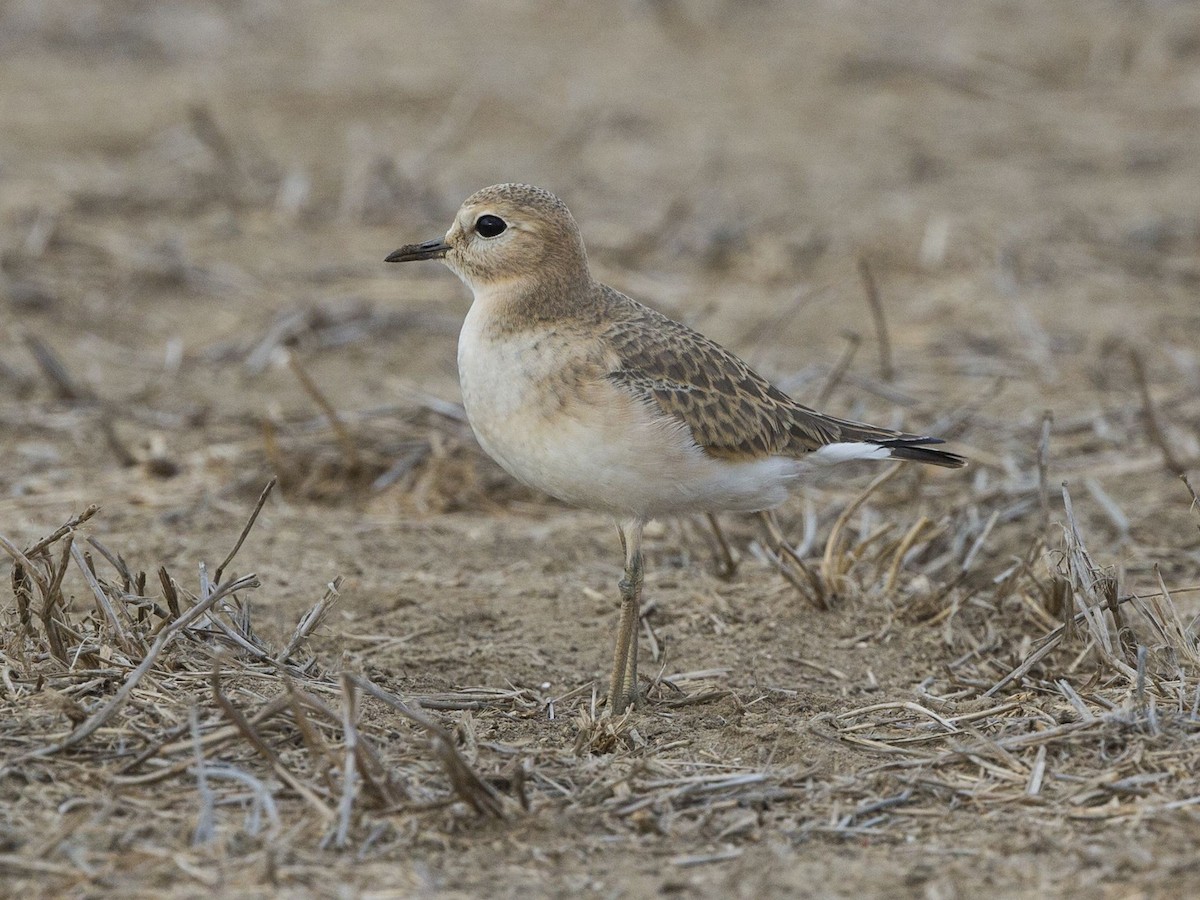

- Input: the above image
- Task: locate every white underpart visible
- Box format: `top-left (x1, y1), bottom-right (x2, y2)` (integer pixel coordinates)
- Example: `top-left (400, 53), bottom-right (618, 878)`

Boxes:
top-left (805, 441), bottom-right (894, 465)
top-left (456, 285), bottom-right (898, 520)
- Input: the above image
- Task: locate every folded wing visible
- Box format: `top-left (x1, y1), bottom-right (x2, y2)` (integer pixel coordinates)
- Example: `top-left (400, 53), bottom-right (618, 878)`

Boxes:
top-left (602, 293), bottom-right (965, 469)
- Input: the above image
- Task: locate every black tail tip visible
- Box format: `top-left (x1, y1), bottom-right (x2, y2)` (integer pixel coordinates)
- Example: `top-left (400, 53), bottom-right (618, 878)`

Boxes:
top-left (880, 436), bottom-right (967, 469)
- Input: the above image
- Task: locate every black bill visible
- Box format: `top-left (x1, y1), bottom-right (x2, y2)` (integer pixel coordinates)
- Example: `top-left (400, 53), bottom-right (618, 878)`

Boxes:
top-left (385, 239), bottom-right (451, 263)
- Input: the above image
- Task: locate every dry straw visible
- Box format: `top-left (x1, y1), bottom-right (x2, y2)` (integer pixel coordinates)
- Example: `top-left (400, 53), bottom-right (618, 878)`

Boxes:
top-left (4, 454), bottom-right (1199, 877)
top-left (3, 243), bottom-right (1200, 887)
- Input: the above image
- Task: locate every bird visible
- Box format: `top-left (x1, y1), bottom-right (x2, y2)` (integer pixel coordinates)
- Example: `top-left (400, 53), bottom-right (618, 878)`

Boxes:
top-left (386, 183), bottom-right (965, 715)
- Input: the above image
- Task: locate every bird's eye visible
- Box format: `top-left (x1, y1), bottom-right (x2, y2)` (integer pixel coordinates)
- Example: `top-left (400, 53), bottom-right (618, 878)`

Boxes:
top-left (475, 214), bottom-right (507, 238)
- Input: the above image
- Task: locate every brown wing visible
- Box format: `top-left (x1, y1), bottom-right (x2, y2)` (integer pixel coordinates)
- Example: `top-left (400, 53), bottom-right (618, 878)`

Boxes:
top-left (602, 293), bottom-right (964, 467)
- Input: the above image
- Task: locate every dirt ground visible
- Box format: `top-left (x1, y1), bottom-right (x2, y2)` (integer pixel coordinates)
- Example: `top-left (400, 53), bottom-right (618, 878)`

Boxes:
top-left (3, 1), bottom-right (1200, 897)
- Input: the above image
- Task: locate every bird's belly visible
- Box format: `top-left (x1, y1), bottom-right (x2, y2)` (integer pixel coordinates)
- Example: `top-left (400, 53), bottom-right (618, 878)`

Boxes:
top-left (458, 327), bottom-right (624, 508)
top-left (457, 322), bottom-right (795, 518)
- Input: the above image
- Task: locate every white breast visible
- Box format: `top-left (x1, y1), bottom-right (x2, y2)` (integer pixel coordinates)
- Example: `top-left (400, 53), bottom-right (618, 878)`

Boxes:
top-left (456, 292), bottom-right (800, 520)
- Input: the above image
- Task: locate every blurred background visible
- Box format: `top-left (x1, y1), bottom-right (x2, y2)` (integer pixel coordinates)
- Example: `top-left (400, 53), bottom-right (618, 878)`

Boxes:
top-left (4, 3), bottom-right (1200, 894)
top-left (4, 0), bottom-right (1199, 573)
top-left (3, 0), bottom-right (1198, 415)
top-left (2, 0), bottom-right (1198, 585)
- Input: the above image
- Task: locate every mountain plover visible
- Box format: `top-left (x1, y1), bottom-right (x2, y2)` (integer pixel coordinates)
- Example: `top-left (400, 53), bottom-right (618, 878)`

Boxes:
top-left (387, 183), bottom-right (965, 714)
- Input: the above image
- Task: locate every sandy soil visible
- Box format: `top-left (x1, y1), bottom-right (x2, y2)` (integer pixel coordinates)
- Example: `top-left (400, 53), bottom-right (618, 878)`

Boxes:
top-left (3, 1), bottom-right (1200, 897)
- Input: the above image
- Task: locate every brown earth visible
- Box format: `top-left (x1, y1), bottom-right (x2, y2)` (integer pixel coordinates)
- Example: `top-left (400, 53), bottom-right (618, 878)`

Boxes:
top-left (3, 1), bottom-right (1200, 897)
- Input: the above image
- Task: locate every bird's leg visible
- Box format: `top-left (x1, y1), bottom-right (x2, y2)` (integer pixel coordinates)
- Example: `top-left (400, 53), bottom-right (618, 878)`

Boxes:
top-left (758, 510), bottom-right (828, 609)
top-left (608, 519), bottom-right (645, 715)
top-left (621, 554), bottom-right (643, 710)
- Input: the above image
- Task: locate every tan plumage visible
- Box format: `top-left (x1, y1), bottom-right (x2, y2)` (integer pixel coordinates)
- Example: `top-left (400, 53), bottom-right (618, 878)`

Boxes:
top-left (386, 182), bottom-right (966, 714)
top-left (596, 286), bottom-right (964, 466)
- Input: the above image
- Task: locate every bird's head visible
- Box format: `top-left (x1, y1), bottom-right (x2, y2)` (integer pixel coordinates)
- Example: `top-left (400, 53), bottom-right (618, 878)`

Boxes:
top-left (386, 183), bottom-right (590, 294)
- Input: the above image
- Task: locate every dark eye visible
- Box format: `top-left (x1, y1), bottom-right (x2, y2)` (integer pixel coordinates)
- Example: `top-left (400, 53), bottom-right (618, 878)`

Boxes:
top-left (475, 214), bottom-right (507, 238)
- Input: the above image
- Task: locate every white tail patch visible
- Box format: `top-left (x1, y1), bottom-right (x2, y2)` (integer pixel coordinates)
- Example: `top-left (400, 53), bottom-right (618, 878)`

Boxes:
top-left (808, 442), bottom-right (894, 466)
